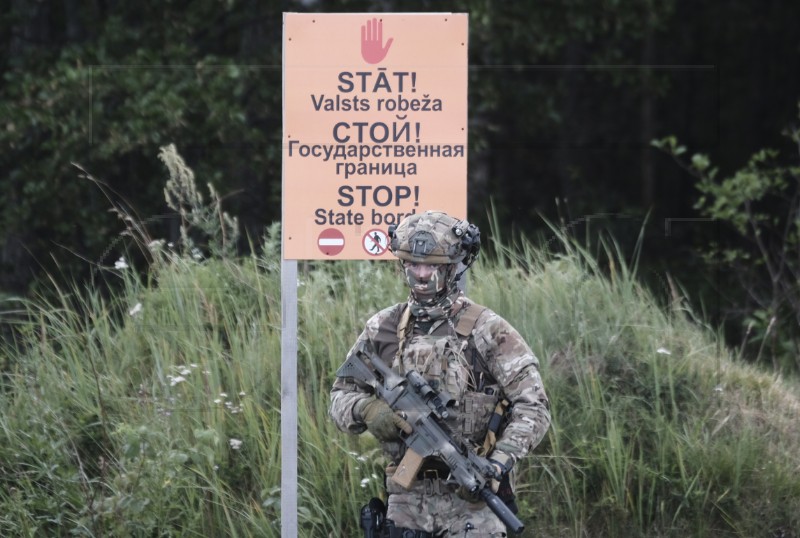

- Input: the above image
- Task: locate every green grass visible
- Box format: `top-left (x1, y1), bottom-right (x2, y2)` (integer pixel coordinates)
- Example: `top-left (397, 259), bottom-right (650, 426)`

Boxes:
top-left (1, 230), bottom-right (798, 537)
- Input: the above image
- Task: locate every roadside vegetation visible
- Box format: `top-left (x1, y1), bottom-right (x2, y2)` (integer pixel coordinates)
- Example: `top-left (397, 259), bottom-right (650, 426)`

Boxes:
top-left (1, 151), bottom-right (798, 537)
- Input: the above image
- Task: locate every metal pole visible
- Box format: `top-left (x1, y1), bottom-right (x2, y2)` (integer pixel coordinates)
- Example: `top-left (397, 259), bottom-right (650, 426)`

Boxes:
top-left (280, 259), bottom-right (298, 537)
top-left (281, 12), bottom-right (298, 536)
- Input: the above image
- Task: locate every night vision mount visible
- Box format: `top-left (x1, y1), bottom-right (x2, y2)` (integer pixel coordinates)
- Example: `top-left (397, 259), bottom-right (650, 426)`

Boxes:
top-left (451, 219), bottom-right (480, 280)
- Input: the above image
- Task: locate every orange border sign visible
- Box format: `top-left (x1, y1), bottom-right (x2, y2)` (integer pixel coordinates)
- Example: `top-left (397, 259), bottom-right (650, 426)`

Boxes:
top-left (282, 13), bottom-right (468, 260)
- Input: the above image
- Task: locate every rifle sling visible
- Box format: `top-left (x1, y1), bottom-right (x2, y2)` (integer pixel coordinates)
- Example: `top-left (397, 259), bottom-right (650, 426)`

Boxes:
top-left (480, 398), bottom-right (510, 456)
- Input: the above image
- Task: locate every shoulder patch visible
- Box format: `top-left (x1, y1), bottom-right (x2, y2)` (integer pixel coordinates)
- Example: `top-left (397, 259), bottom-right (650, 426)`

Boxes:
top-left (455, 302), bottom-right (487, 337)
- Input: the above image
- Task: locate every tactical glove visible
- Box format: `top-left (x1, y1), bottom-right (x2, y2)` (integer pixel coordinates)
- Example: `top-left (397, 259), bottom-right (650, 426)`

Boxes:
top-left (357, 397), bottom-right (413, 442)
top-left (488, 450), bottom-right (514, 493)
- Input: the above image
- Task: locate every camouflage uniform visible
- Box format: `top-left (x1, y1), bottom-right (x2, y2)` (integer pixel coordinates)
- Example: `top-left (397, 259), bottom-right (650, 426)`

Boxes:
top-left (329, 211), bottom-right (550, 537)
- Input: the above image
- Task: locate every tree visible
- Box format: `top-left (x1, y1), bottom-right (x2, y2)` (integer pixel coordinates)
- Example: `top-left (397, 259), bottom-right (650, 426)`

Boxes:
top-left (654, 104), bottom-right (800, 372)
top-left (2, 0), bottom-right (800, 315)
top-left (0, 0), bottom-right (282, 293)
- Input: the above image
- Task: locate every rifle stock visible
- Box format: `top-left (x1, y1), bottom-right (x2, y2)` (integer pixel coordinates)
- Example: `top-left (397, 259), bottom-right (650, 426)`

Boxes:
top-left (336, 347), bottom-right (525, 534)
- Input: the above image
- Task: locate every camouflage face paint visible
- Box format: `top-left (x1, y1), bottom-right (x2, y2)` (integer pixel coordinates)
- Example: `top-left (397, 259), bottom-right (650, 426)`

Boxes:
top-left (403, 262), bottom-right (449, 304)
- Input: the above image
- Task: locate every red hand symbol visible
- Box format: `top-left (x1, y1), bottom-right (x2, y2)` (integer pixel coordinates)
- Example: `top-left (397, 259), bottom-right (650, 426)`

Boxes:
top-left (361, 18), bottom-right (393, 64)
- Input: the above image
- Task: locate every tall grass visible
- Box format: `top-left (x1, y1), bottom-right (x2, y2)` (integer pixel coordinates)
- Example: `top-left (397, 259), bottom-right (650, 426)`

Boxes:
top-left (469, 224), bottom-right (800, 537)
top-left (2, 225), bottom-right (799, 537)
top-left (2, 201), bottom-right (800, 537)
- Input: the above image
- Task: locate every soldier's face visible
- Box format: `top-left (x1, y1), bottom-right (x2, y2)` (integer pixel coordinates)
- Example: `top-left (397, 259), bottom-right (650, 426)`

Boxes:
top-left (403, 262), bottom-right (448, 303)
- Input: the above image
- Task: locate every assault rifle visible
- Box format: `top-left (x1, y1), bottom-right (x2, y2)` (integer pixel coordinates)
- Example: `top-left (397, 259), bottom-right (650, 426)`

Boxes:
top-left (337, 346), bottom-right (525, 534)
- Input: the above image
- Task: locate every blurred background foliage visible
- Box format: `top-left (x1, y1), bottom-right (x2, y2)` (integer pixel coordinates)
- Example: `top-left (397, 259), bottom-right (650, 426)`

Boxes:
top-left (1, 0), bottom-right (799, 371)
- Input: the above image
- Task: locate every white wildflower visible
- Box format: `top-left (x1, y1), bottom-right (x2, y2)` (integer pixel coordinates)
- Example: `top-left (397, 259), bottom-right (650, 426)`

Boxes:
top-left (214, 398), bottom-right (223, 404)
top-left (238, 391), bottom-right (246, 397)
top-left (147, 239), bottom-right (165, 252)
top-left (219, 392), bottom-right (228, 398)
top-left (656, 347), bottom-right (671, 355)
top-left (191, 247), bottom-right (203, 260)
top-left (360, 477), bottom-right (370, 488)
top-left (179, 367), bottom-right (191, 376)
top-left (169, 375), bottom-right (186, 386)
top-left (229, 438), bottom-right (243, 450)
top-left (129, 303), bottom-right (143, 317)
top-left (115, 257), bottom-right (129, 270)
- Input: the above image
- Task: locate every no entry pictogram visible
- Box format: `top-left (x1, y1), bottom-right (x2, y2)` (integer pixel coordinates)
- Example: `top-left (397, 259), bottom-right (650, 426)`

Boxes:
top-left (363, 229), bottom-right (388, 256)
top-left (318, 228), bottom-right (345, 256)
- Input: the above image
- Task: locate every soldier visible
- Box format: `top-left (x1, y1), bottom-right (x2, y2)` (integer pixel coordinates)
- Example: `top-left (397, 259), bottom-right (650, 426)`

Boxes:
top-left (330, 210), bottom-right (551, 537)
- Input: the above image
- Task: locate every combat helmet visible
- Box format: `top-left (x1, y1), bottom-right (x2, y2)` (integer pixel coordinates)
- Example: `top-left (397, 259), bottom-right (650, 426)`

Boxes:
top-left (388, 210), bottom-right (480, 270)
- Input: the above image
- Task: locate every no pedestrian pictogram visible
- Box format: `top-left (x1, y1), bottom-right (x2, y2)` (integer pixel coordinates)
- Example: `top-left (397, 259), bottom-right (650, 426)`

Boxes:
top-left (363, 229), bottom-right (389, 256)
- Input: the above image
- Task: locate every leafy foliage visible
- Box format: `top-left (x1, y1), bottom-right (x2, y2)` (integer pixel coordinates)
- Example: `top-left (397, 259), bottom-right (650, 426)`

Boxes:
top-left (654, 107), bottom-right (800, 372)
top-left (0, 1), bottom-right (281, 293)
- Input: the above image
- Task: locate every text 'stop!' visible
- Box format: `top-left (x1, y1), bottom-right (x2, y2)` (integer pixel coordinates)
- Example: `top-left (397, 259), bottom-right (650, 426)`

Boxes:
top-left (283, 13), bottom-right (468, 260)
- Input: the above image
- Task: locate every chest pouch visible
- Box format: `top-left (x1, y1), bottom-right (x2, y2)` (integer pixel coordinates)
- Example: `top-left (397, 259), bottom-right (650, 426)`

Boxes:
top-left (452, 388), bottom-right (502, 446)
top-left (401, 334), bottom-right (471, 399)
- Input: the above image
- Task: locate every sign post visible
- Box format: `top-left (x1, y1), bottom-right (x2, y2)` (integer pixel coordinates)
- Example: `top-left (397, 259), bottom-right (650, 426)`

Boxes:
top-left (282, 12), bottom-right (468, 536)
